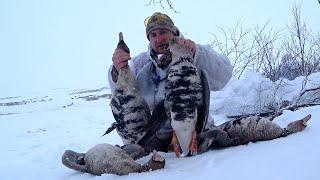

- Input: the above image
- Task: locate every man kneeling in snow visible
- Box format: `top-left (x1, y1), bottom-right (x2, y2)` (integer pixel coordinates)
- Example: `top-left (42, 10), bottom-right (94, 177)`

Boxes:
top-left (107, 12), bottom-right (232, 155)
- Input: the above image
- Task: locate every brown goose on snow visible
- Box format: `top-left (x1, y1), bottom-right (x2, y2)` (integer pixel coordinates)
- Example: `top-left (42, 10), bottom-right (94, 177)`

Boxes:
top-left (62, 143), bottom-right (165, 176)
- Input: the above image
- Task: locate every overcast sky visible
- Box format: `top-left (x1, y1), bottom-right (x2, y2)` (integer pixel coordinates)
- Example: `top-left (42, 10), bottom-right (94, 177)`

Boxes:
top-left (0, 0), bottom-right (319, 95)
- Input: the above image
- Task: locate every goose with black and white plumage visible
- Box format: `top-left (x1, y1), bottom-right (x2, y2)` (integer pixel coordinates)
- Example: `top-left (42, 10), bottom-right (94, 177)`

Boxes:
top-left (165, 37), bottom-right (207, 157)
top-left (108, 32), bottom-right (152, 144)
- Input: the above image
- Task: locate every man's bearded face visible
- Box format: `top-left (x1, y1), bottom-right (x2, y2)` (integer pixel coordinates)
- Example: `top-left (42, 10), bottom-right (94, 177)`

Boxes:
top-left (149, 29), bottom-right (175, 54)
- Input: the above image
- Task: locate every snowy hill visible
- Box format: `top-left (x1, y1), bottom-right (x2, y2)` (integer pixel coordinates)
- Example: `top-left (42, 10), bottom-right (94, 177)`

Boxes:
top-left (1, 72), bottom-right (319, 180)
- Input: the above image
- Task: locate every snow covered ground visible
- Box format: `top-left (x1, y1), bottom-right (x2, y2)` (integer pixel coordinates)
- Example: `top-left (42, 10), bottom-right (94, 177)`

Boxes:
top-left (1, 72), bottom-right (319, 180)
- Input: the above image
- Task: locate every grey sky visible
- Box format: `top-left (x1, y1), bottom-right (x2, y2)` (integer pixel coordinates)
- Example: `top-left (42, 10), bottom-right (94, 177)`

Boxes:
top-left (0, 0), bottom-right (319, 95)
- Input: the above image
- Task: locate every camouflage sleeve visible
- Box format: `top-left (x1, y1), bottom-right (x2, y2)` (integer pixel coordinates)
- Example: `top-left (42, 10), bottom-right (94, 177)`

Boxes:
top-left (194, 44), bottom-right (233, 91)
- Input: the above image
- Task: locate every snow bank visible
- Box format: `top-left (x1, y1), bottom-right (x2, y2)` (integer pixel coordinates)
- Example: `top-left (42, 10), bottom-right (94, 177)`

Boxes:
top-left (1, 72), bottom-right (319, 180)
top-left (211, 71), bottom-right (320, 120)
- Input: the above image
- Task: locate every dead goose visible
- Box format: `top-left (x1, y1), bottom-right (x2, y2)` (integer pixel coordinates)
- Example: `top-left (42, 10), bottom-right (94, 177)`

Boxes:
top-left (165, 37), bottom-right (209, 157)
top-left (198, 114), bottom-right (312, 153)
top-left (62, 143), bottom-right (165, 176)
top-left (108, 32), bottom-right (152, 144)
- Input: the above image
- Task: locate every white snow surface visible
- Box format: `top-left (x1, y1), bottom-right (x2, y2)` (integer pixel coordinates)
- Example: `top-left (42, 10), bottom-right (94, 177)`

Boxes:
top-left (1, 72), bottom-right (319, 180)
